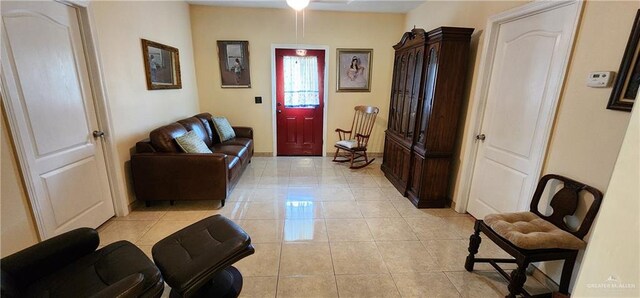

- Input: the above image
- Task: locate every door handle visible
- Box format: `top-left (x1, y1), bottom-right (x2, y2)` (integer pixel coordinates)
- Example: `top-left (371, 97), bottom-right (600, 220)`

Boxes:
top-left (277, 110), bottom-right (282, 113)
top-left (93, 130), bottom-right (105, 138)
top-left (475, 134), bottom-right (486, 141)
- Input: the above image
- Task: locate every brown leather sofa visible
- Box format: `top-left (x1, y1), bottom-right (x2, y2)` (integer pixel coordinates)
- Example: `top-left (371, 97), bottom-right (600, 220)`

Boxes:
top-left (131, 112), bottom-right (253, 207)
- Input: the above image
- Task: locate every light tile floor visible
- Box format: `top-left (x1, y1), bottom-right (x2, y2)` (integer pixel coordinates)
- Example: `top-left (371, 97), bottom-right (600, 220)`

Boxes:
top-left (98, 157), bottom-right (550, 297)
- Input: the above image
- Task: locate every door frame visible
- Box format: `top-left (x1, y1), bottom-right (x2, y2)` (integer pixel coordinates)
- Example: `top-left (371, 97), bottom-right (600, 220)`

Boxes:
top-left (454, 0), bottom-right (583, 213)
top-left (0, 0), bottom-right (127, 238)
top-left (271, 44), bottom-right (329, 157)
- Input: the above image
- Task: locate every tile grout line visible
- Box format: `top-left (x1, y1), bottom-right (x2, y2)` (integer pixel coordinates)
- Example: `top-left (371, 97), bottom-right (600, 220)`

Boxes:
top-left (324, 216), bottom-right (341, 297)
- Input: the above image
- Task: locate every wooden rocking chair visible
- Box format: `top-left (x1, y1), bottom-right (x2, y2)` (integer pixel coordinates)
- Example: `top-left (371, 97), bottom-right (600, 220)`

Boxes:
top-left (333, 105), bottom-right (379, 169)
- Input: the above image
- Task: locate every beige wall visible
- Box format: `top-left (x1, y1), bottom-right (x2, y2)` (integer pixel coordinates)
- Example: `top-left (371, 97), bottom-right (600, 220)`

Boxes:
top-left (408, 0), bottom-right (637, 291)
top-left (91, 1), bottom-right (200, 205)
top-left (572, 103), bottom-right (639, 297)
top-left (1, 111), bottom-right (39, 257)
top-left (190, 6), bottom-right (404, 154)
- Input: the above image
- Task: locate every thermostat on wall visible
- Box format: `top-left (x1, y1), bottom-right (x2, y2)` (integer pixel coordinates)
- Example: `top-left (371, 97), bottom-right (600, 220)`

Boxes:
top-left (586, 71), bottom-right (614, 88)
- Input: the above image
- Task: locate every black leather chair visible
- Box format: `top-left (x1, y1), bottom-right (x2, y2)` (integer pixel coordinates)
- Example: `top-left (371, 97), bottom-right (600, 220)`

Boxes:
top-left (1, 228), bottom-right (164, 298)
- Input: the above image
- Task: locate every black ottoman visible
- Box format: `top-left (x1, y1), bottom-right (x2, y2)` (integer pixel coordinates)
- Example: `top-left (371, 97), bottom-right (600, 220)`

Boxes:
top-left (152, 215), bottom-right (254, 298)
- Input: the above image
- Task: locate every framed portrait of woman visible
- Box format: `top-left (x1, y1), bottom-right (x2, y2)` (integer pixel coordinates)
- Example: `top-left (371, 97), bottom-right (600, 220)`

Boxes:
top-left (337, 48), bottom-right (373, 92)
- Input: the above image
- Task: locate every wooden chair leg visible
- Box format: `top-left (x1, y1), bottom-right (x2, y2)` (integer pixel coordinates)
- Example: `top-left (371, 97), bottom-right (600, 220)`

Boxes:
top-left (465, 220), bottom-right (482, 271)
top-left (333, 147), bottom-right (341, 161)
top-left (349, 151), bottom-right (355, 168)
top-left (507, 260), bottom-right (529, 298)
top-left (559, 253), bottom-right (577, 294)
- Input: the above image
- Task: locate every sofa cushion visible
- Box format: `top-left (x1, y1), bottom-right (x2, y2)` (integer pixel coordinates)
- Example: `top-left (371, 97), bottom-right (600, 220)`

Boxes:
top-left (178, 117), bottom-right (212, 147)
top-left (212, 117), bottom-right (236, 142)
top-left (175, 131), bottom-right (212, 154)
top-left (484, 212), bottom-right (586, 250)
top-left (150, 123), bottom-right (188, 153)
top-left (222, 137), bottom-right (253, 149)
top-left (211, 144), bottom-right (248, 165)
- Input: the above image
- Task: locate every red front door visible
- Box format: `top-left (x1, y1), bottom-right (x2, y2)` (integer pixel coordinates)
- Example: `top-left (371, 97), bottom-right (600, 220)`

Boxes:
top-left (276, 49), bottom-right (325, 156)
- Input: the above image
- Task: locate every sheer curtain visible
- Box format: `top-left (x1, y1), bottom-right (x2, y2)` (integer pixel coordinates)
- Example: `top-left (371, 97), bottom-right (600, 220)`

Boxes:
top-left (283, 55), bottom-right (319, 107)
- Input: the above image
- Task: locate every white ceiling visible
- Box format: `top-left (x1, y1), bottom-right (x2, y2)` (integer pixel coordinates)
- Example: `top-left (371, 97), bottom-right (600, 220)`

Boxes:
top-left (188, 0), bottom-right (425, 14)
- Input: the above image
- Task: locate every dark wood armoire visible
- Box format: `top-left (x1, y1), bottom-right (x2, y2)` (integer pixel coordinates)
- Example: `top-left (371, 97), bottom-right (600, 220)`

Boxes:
top-left (381, 27), bottom-right (473, 208)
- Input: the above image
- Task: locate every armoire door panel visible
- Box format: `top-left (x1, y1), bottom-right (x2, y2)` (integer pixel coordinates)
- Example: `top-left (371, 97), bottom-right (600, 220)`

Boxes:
top-left (425, 41), bottom-right (470, 153)
top-left (407, 48), bottom-right (424, 140)
top-left (388, 56), bottom-right (401, 134)
top-left (382, 135), bottom-right (412, 193)
top-left (407, 156), bottom-right (452, 208)
top-left (408, 153), bottom-right (424, 195)
top-left (395, 53), bottom-right (408, 133)
top-left (417, 44), bottom-right (440, 148)
top-left (401, 49), bottom-right (416, 137)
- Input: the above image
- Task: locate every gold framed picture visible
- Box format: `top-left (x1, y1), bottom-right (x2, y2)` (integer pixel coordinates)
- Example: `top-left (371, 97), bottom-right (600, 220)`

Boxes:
top-left (141, 39), bottom-right (181, 90)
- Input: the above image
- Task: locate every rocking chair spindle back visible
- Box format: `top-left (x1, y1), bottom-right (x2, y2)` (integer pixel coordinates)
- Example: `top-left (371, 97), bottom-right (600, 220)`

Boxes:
top-left (333, 105), bottom-right (379, 169)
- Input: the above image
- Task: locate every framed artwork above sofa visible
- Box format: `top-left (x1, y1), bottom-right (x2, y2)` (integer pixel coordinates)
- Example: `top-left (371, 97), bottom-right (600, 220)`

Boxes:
top-left (217, 40), bottom-right (252, 88)
top-left (141, 39), bottom-right (182, 90)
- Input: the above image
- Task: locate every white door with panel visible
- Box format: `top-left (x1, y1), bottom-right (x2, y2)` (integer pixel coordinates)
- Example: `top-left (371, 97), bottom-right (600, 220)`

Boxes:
top-left (1, 1), bottom-right (115, 238)
top-left (466, 2), bottom-right (581, 218)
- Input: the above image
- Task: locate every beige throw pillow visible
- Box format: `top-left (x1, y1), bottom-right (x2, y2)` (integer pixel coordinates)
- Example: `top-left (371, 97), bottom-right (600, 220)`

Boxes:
top-left (175, 130), bottom-right (212, 153)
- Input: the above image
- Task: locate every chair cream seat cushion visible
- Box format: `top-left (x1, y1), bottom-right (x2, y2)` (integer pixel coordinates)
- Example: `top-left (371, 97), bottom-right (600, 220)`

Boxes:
top-left (484, 212), bottom-right (586, 250)
top-left (336, 139), bottom-right (358, 149)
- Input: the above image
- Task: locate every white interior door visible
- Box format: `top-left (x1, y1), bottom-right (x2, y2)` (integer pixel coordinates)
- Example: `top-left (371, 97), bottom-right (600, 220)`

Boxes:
top-left (466, 1), bottom-right (581, 218)
top-left (1, 1), bottom-right (115, 239)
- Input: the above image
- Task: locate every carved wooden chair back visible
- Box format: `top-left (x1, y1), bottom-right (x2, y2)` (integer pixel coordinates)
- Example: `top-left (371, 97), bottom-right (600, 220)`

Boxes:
top-left (529, 174), bottom-right (604, 239)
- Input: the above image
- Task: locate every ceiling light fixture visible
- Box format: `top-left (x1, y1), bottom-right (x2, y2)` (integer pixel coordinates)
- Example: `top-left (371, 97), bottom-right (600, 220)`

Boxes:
top-left (286, 0), bottom-right (310, 11)
top-left (287, 0), bottom-right (309, 54)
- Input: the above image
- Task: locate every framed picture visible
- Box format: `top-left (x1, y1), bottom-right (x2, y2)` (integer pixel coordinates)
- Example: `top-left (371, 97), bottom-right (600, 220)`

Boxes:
top-left (337, 48), bottom-right (373, 92)
top-left (608, 9), bottom-right (640, 111)
top-left (141, 39), bottom-right (181, 90)
top-left (217, 40), bottom-right (251, 88)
